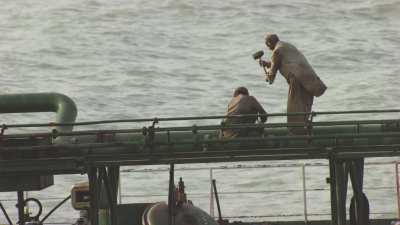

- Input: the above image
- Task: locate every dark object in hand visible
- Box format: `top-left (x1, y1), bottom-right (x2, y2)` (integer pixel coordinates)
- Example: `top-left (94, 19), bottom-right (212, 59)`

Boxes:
top-left (252, 50), bottom-right (264, 60)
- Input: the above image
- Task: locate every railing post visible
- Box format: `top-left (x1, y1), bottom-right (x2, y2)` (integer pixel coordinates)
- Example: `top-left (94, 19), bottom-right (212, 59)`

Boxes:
top-left (88, 167), bottom-right (99, 225)
top-left (329, 158), bottom-right (338, 225)
top-left (209, 168), bottom-right (214, 217)
top-left (25, 191), bottom-right (29, 216)
top-left (118, 176), bottom-right (122, 204)
top-left (396, 162), bottom-right (400, 218)
top-left (302, 164), bottom-right (308, 224)
top-left (335, 160), bottom-right (348, 225)
top-left (17, 191), bottom-right (25, 225)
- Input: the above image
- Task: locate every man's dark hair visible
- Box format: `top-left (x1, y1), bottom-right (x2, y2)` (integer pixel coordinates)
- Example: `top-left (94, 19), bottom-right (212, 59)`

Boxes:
top-left (265, 33), bottom-right (279, 48)
top-left (233, 86), bottom-right (249, 97)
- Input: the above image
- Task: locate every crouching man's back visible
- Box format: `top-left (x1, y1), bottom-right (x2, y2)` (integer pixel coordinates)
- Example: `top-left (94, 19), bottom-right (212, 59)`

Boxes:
top-left (220, 87), bottom-right (267, 139)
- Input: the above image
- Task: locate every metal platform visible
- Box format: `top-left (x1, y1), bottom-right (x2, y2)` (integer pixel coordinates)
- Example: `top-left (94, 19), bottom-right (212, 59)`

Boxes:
top-left (2, 109), bottom-right (400, 225)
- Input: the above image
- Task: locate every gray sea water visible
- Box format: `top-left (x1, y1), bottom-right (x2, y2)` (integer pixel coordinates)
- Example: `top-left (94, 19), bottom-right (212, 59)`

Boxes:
top-left (1, 0), bottom-right (400, 223)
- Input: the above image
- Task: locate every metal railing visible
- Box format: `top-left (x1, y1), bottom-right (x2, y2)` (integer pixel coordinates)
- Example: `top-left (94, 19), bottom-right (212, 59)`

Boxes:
top-left (116, 160), bottom-right (400, 222)
top-left (1, 160), bottom-right (399, 224)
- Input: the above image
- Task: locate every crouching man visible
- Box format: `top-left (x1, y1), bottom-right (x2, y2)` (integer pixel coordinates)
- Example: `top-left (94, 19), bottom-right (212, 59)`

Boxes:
top-left (220, 86), bottom-right (267, 139)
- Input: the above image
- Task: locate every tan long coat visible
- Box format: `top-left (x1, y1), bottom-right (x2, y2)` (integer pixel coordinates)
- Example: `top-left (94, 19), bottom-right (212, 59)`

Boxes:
top-left (272, 41), bottom-right (327, 97)
top-left (270, 41), bottom-right (326, 133)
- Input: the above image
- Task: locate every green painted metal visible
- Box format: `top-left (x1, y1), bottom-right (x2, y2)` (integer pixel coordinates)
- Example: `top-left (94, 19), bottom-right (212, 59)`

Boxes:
top-left (0, 93), bottom-right (77, 133)
top-left (1, 93), bottom-right (400, 225)
top-left (87, 121), bottom-right (400, 150)
top-left (0, 93), bottom-right (77, 192)
top-left (1, 110), bottom-right (400, 225)
top-left (1, 118), bottom-right (400, 173)
top-left (2, 109), bottom-right (400, 129)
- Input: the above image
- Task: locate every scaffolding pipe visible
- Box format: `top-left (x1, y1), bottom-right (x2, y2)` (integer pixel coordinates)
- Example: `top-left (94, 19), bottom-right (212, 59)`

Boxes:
top-left (396, 163), bottom-right (400, 218)
top-left (302, 164), bottom-right (308, 224)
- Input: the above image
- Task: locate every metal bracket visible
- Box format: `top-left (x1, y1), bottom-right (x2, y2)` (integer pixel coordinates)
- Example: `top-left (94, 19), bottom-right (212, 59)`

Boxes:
top-left (51, 129), bottom-right (58, 139)
top-left (1, 124), bottom-right (7, 135)
top-left (306, 111), bottom-right (316, 143)
top-left (143, 118), bottom-right (159, 153)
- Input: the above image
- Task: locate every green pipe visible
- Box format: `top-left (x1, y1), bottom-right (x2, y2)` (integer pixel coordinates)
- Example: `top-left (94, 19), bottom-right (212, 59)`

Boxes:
top-left (2, 119), bottom-right (400, 152)
top-left (0, 93), bottom-right (77, 133)
top-left (1, 109), bottom-right (400, 129)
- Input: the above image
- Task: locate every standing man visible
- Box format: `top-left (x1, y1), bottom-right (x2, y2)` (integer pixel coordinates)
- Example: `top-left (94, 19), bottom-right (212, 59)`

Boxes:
top-left (259, 33), bottom-right (326, 134)
top-left (220, 86), bottom-right (267, 139)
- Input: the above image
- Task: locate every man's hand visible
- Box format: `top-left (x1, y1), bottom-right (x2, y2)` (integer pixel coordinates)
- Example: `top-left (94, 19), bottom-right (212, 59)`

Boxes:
top-left (265, 70), bottom-right (274, 84)
top-left (259, 60), bottom-right (271, 68)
